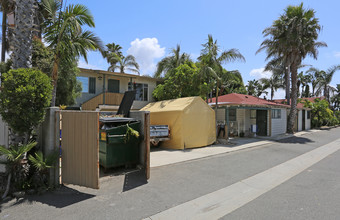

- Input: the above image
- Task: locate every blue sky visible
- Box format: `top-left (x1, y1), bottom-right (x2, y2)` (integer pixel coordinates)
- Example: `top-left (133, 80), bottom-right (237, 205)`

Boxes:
top-left (69, 0), bottom-right (340, 98)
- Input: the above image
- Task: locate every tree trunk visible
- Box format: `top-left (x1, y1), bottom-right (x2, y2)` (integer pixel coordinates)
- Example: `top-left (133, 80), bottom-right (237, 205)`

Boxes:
top-left (287, 62), bottom-right (298, 133)
top-left (1, 5), bottom-right (7, 62)
top-left (285, 65), bottom-right (290, 105)
top-left (271, 87), bottom-right (274, 100)
top-left (50, 53), bottom-right (60, 107)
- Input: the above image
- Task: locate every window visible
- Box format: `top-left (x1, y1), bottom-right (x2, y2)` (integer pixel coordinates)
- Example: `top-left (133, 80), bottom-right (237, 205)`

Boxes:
top-left (271, 109), bottom-right (281, 119)
top-left (250, 110), bottom-right (256, 119)
top-left (229, 109), bottom-right (236, 121)
top-left (77, 76), bottom-right (96, 94)
top-left (128, 82), bottom-right (148, 101)
top-left (307, 111), bottom-right (311, 119)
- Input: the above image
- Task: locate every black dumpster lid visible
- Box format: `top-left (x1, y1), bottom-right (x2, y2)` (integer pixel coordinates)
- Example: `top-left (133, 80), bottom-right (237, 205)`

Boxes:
top-left (99, 117), bottom-right (138, 123)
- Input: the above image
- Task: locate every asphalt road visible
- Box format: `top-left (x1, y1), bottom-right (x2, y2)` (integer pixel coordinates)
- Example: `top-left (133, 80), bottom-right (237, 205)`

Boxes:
top-left (1, 127), bottom-right (340, 220)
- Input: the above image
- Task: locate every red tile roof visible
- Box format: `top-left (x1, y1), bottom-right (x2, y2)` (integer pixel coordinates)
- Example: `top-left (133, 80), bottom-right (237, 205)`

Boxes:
top-left (208, 93), bottom-right (290, 108)
top-left (273, 97), bottom-right (324, 109)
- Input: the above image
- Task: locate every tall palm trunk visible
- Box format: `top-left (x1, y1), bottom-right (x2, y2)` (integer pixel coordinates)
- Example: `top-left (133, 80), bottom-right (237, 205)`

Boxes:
top-left (271, 86), bottom-right (274, 100)
top-left (11, 0), bottom-right (35, 69)
top-left (1, 4), bottom-right (7, 62)
top-left (51, 53), bottom-right (60, 106)
top-left (287, 61), bottom-right (298, 133)
top-left (285, 65), bottom-right (290, 105)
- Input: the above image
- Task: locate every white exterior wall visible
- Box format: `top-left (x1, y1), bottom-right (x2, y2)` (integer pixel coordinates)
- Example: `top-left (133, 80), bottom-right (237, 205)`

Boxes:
top-left (271, 108), bottom-right (287, 137)
top-left (298, 110), bottom-right (303, 131)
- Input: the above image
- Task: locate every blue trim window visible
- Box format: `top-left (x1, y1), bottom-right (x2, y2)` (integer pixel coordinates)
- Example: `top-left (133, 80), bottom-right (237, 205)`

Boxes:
top-left (77, 76), bottom-right (96, 94)
top-left (77, 76), bottom-right (89, 93)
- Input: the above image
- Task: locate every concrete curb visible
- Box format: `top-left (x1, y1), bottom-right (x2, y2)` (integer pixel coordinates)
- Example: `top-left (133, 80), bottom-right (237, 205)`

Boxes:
top-left (150, 129), bottom-right (322, 168)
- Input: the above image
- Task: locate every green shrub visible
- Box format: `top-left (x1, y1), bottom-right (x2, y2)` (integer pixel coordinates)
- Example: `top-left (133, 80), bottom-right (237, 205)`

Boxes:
top-left (0, 68), bottom-right (52, 136)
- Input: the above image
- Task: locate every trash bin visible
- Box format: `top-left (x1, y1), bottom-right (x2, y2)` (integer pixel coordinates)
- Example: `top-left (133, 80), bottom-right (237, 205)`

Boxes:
top-left (99, 117), bottom-right (141, 169)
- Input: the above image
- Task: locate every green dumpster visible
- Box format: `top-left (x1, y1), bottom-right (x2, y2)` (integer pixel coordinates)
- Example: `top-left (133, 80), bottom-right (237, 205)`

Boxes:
top-left (99, 117), bottom-right (141, 169)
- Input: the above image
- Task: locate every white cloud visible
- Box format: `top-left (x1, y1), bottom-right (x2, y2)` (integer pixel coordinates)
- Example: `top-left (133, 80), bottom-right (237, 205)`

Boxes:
top-left (249, 67), bottom-right (272, 79)
top-left (78, 60), bottom-right (102, 70)
top-left (334, 51), bottom-right (340, 58)
top-left (259, 88), bottom-right (286, 100)
top-left (127, 38), bottom-right (165, 76)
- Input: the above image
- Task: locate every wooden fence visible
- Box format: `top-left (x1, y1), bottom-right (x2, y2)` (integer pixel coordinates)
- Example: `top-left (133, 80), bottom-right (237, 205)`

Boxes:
top-left (82, 92), bottom-right (124, 111)
top-left (60, 111), bottom-right (99, 189)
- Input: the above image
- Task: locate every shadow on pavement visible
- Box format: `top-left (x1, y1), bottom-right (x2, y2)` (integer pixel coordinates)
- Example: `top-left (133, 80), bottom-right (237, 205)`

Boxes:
top-left (7, 186), bottom-right (95, 209)
top-left (275, 136), bottom-right (314, 144)
top-left (123, 169), bottom-right (147, 192)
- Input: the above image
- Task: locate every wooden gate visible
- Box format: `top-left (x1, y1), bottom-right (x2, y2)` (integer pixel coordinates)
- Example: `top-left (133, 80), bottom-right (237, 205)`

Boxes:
top-left (60, 111), bottom-right (99, 189)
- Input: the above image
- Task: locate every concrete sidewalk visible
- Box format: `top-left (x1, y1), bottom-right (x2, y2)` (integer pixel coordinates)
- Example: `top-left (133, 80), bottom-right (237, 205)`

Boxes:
top-left (150, 129), bottom-right (321, 168)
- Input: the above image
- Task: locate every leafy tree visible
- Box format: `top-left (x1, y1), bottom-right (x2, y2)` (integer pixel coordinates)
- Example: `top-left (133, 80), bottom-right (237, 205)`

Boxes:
top-left (304, 98), bottom-right (338, 127)
top-left (331, 84), bottom-right (340, 111)
top-left (307, 65), bottom-right (340, 103)
top-left (154, 44), bottom-right (191, 78)
top-left (0, 68), bottom-right (52, 140)
top-left (152, 63), bottom-right (202, 100)
top-left (42, 2), bottom-right (103, 106)
top-left (31, 37), bottom-right (53, 74)
top-left (258, 3), bottom-right (326, 133)
top-left (31, 37), bottom-right (82, 106)
top-left (56, 60), bottom-right (82, 106)
top-left (259, 74), bottom-right (283, 100)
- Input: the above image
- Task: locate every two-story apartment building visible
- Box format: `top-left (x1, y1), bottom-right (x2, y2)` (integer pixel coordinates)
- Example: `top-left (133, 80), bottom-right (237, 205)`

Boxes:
top-left (75, 68), bottom-right (160, 110)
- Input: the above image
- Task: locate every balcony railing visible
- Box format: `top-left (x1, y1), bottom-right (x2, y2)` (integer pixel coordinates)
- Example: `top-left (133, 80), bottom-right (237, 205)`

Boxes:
top-left (81, 92), bottom-right (124, 111)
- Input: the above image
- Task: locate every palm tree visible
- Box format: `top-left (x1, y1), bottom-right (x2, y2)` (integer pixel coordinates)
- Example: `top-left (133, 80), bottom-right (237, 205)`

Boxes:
top-left (0, 0), bottom-right (14, 62)
top-left (258, 3), bottom-right (326, 133)
top-left (259, 74), bottom-right (283, 100)
top-left (198, 35), bottom-right (245, 106)
top-left (102, 42), bottom-right (123, 67)
top-left (43, 2), bottom-right (103, 106)
top-left (219, 70), bottom-right (246, 95)
top-left (108, 54), bottom-right (139, 74)
top-left (105, 42), bottom-right (123, 58)
top-left (297, 71), bottom-right (312, 98)
top-left (154, 44), bottom-right (191, 78)
top-left (246, 79), bottom-right (268, 97)
top-left (307, 65), bottom-right (340, 103)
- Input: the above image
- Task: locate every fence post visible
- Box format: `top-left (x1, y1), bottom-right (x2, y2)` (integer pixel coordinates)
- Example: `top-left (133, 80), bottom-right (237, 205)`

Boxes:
top-left (39, 107), bottom-right (60, 186)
